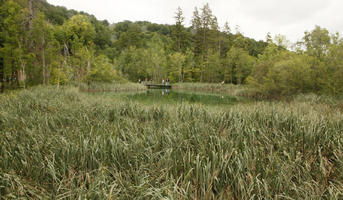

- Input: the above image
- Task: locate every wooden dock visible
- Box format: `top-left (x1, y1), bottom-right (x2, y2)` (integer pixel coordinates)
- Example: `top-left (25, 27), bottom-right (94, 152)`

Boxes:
top-left (146, 84), bottom-right (172, 89)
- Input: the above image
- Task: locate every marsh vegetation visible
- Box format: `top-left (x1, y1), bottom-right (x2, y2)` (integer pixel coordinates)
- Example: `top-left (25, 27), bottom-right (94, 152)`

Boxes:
top-left (1, 86), bottom-right (343, 199)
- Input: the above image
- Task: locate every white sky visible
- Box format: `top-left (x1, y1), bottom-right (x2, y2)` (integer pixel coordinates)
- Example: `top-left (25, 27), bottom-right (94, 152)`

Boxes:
top-left (47, 0), bottom-right (343, 43)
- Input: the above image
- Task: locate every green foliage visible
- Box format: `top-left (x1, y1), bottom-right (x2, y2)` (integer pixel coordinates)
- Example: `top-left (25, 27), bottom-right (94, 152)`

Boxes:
top-left (145, 34), bottom-right (169, 82)
top-left (0, 0), bottom-right (29, 88)
top-left (262, 54), bottom-right (313, 96)
top-left (303, 26), bottom-right (331, 61)
top-left (0, 1), bottom-right (270, 92)
top-left (64, 14), bottom-right (96, 46)
top-left (248, 45), bottom-right (308, 96)
top-left (49, 66), bottom-right (70, 85)
top-left (202, 50), bottom-right (222, 82)
top-left (3, 1), bottom-right (343, 98)
top-left (168, 52), bottom-right (186, 82)
top-left (117, 47), bottom-right (148, 81)
top-left (84, 55), bottom-right (124, 83)
top-left (116, 23), bottom-right (143, 49)
top-left (171, 7), bottom-right (190, 52)
top-left (320, 38), bottom-right (343, 95)
top-left (248, 26), bottom-right (343, 97)
top-left (225, 47), bottom-right (256, 84)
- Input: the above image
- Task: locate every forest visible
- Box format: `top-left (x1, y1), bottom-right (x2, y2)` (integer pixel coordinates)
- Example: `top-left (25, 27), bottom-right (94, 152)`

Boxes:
top-left (1, 0), bottom-right (342, 97)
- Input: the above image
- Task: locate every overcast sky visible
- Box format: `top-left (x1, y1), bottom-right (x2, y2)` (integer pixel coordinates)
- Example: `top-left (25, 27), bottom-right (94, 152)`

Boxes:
top-left (47, 0), bottom-right (343, 43)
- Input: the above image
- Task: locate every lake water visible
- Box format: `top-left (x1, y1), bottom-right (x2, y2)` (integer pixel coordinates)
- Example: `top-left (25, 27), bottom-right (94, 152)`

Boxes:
top-left (122, 89), bottom-right (240, 105)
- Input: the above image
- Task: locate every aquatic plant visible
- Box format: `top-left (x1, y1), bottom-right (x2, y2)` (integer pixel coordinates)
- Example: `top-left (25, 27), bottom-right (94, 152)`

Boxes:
top-left (0, 86), bottom-right (342, 199)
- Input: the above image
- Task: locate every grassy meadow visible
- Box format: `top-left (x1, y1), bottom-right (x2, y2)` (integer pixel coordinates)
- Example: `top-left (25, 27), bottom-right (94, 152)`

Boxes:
top-left (0, 85), bottom-right (343, 199)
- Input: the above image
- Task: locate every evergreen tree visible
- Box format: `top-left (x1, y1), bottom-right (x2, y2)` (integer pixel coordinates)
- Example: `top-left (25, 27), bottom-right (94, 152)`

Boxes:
top-left (172, 7), bottom-right (187, 52)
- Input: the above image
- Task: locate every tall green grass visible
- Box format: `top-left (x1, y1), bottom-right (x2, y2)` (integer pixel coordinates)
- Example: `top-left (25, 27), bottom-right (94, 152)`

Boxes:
top-left (0, 86), bottom-right (343, 199)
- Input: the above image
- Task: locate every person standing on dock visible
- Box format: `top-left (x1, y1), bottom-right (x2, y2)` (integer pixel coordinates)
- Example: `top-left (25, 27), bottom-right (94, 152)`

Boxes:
top-left (162, 79), bottom-right (165, 85)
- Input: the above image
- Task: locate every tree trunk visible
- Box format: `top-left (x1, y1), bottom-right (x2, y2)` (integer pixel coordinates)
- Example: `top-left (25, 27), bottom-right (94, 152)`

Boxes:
top-left (0, 56), bottom-right (4, 93)
top-left (85, 47), bottom-right (91, 73)
top-left (28, 0), bottom-right (33, 30)
top-left (181, 65), bottom-right (184, 83)
top-left (18, 64), bottom-right (26, 89)
top-left (11, 60), bottom-right (18, 89)
top-left (28, 0), bottom-right (34, 51)
top-left (200, 55), bottom-right (203, 82)
top-left (60, 42), bottom-right (68, 87)
top-left (57, 62), bottom-right (61, 89)
top-left (201, 27), bottom-right (209, 83)
top-left (218, 34), bottom-right (221, 57)
top-left (42, 32), bottom-right (46, 85)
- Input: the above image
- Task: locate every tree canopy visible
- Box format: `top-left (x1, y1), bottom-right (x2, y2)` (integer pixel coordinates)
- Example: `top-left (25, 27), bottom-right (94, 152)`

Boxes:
top-left (1, 0), bottom-right (342, 97)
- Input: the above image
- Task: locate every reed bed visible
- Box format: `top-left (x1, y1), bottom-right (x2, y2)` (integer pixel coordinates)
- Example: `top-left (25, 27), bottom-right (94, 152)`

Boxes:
top-left (0, 86), bottom-right (343, 199)
top-left (173, 83), bottom-right (251, 97)
top-left (79, 82), bottom-right (146, 92)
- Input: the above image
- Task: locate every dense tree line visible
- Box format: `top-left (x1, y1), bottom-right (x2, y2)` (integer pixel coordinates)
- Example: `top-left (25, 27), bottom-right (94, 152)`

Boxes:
top-left (1, 0), bottom-right (342, 96)
top-left (0, 0), bottom-right (123, 91)
top-left (248, 26), bottom-right (343, 97)
top-left (0, 1), bottom-right (266, 90)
